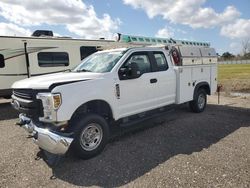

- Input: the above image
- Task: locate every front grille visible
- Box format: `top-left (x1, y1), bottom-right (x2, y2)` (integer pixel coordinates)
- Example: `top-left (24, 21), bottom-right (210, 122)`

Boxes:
top-left (12, 89), bottom-right (44, 118)
top-left (13, 89), bottom-right (33, 100)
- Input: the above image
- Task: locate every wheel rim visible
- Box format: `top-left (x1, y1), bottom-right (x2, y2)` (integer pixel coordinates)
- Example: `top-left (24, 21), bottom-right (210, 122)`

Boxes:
top-left (198, 93), bottom-right (206, 109)
top-left (80, 123), bottom-right (103, 151)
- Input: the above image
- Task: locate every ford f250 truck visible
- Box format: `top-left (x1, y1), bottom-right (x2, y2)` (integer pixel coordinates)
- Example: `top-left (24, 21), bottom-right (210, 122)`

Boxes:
top-left (11, 45), bottom-right (217, 159)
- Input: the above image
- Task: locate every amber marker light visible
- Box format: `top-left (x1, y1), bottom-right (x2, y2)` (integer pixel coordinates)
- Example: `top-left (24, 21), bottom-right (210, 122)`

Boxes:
top-left (53, 94), bottom-right (62, 109)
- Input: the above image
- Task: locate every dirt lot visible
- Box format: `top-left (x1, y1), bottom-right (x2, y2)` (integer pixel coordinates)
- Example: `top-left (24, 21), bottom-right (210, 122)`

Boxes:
top-left (0, 95), bottom-right (249, 188)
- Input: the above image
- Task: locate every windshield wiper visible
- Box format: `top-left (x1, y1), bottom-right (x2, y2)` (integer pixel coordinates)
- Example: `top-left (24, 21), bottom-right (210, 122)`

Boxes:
top-left (76, 69), bottom-right (92, 72)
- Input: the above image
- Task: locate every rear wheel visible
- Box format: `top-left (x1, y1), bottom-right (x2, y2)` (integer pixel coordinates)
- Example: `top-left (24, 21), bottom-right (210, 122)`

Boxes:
top-left (189, 89), bottom-right (207, 113)
top-left (71, 114), bottom-right (109, 159)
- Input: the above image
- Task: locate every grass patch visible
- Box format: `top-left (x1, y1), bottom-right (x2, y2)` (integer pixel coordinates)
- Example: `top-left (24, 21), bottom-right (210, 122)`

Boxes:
top-left (218, 64), bottom-right (250, 80)
top-left (218, 64), bottom-right (250, 92)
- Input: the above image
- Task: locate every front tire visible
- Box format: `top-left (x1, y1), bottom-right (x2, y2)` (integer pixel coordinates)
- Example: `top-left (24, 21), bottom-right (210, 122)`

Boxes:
top-left (71, 114), bottom-right (109, 159)
top-left (189, 89), bottom-right (207, 113)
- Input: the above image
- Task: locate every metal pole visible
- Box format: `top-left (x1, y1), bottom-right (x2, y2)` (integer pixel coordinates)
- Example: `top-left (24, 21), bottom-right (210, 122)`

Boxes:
top-left (24, 42), bottom-right (31, 78)
top-left (217, 85), bottom-right (222, 104)
top-left (218, 89), bottom-right (220, 104)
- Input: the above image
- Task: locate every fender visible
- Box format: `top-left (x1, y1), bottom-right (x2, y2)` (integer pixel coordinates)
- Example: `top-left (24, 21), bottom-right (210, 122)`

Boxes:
top-left (193, 82), bottom-right (211, 99)
top-left (69, 99), bottom-right (114, 122)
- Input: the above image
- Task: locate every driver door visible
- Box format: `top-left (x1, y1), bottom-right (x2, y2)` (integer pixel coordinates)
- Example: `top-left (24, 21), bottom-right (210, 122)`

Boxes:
top-left (116, 51), bottom-right (159, 119)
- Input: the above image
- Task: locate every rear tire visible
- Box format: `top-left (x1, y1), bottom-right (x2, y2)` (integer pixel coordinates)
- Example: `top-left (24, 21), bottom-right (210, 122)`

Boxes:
top-left (71, 114), bottom-right (109, 159)
top-left (189, 89), bottom-right (207, 113)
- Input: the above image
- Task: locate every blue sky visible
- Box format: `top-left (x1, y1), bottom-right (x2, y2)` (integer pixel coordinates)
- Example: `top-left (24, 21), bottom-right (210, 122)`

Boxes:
top-left (0, 0), bottom-right (249, 55)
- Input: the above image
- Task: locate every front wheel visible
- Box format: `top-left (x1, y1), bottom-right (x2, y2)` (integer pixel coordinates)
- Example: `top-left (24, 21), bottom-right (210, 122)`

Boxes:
top-left (189, 89), bottom-right (207, 113)
top-left (71, 114), bottom-right (109, 159)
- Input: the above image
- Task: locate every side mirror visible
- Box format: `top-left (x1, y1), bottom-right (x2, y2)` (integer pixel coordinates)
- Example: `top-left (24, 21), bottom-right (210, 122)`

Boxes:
top-left (119, 62), bottom-right (141, 80)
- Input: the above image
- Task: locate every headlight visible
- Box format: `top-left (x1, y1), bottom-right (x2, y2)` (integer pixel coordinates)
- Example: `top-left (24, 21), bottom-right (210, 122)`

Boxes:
top-left (37, 93), bottom-right (62, 122)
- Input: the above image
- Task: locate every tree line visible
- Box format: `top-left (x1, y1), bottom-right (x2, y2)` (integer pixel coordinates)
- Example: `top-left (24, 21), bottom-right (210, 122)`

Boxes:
top-left (218, 38), bottom-right (250, 61)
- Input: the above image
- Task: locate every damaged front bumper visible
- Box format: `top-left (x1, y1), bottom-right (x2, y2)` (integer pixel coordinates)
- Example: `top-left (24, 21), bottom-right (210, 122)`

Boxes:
top-left (17, 114), bottom-right (73, 155)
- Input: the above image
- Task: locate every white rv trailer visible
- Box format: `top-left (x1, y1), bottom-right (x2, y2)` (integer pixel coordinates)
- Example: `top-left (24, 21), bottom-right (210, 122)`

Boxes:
top-left (0, 32), bottom-right (133, 98)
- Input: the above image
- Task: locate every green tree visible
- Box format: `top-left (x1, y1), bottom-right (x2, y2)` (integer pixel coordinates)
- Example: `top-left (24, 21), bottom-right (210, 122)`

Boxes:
top-left (221, 52), bottom-right (235, 60)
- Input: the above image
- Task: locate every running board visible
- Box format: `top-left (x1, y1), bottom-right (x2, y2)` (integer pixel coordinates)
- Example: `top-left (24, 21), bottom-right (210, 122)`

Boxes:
top-left (119, 105), bottom-right (177, 127)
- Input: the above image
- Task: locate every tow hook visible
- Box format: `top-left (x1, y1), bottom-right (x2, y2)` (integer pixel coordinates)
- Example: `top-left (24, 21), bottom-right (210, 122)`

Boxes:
top-left (16, 114), bottom-right (34, 134)
top-left (15, 113), bottom-right (31, 127)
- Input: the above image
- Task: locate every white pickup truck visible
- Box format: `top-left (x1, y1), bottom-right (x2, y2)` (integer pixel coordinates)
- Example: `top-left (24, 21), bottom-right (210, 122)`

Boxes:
top-left (11, 46), bottom-right (217, 159)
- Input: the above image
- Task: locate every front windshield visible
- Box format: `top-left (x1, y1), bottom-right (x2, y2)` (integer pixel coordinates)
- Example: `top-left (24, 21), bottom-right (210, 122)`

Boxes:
top-left (73, 50), bottom-right (125, 73)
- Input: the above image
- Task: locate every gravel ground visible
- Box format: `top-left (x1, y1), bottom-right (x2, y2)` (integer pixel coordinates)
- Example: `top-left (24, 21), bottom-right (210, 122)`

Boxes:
top-left (0, 95), bottom-right (249, 188)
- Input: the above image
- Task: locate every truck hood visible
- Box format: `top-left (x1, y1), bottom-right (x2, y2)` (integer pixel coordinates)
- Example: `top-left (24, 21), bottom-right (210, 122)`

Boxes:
top-left (12, 72), bottom-right (103, 90)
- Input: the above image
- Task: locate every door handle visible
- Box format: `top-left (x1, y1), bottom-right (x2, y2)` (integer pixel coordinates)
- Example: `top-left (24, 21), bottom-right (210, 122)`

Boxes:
top-left (150, 78), bottom-right (157, 83)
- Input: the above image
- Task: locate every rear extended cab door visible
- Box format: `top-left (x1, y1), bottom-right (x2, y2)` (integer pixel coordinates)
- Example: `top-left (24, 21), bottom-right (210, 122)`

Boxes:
top-left (114, 49), bottom-right (176, 120)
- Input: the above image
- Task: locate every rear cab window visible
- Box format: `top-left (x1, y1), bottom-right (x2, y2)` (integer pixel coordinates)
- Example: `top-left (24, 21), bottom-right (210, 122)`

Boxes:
top-left (153, 52), bottom-right (168, 71)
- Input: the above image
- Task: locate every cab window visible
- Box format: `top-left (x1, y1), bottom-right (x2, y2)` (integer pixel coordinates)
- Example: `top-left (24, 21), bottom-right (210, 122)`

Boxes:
top-left (119, 52), bottom-right (152, 80)
top-left (154, 52), bottom-right (168, 71)
top-left (123, 53), bottom-right (151, 74)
